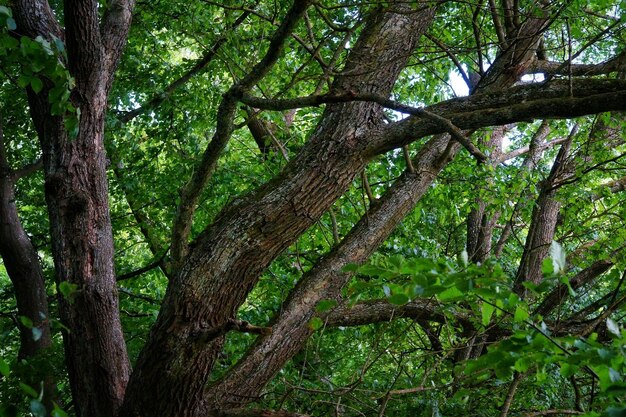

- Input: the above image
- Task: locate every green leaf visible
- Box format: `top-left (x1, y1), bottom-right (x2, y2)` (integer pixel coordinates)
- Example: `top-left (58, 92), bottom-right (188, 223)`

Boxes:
top-left (481, 302), bottom-right (495, 326)
top-left (342, 263), bottom-right (359, 272)
top-left (541, 258), bottom-right (554, 276)
top-left (513, 305), bottom-right (529, 323)
top-left (6, 17), bottom-right (16, 31)
top-left (549, 241), bottom-right (566, 274)
top-left (20, 315), bottom-right (33, 328)
top-left (607, 407), bottom-right (626, 417)
top-left (607, 318), bottom-right (621, 337)
top-left (458, 249), bottom-right (468, 267)
top-left (388, 293), bottom-right (409, 305)
top-left (0, 357), bottom-right (9, 377)
top-left (315, 299), bottom-right (337, 313)
top-left (309, 317), bottom-right (324, 331)
top-left (19, 382), bottom-right (38, 398)
top-left (32, 327), bottom-right (42, 341)
top-left (29, 400), bottom-right (46, 417)
top-left (30, 77), bottom-right (43, 93)
top-left (51, 403), bottom-right (69, 417)
top-left (58, 281), bottom-right (78, 300)
top-left (438, 286), bottom-right (463, 301)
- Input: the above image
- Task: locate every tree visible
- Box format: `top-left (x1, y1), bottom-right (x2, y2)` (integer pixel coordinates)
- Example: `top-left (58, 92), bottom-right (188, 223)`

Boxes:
top-left (1, 0), bottom-right (625, 416)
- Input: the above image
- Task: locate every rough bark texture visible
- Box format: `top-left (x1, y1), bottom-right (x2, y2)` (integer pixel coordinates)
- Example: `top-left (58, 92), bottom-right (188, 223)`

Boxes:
top-left (12, 0), bottom-right (135, 416)
top-left (169, 0), bottom-right (313, 268)
top-left (466, 126), bottom-right (506, 264)
top-left (204, 6), bottom-right (560, 406)
top-left (203, 134), bottom-right (455, 409)
top-left (494, 120), bottom-right (551, 258)
top-left (513, 138), bottom-right (573, 296)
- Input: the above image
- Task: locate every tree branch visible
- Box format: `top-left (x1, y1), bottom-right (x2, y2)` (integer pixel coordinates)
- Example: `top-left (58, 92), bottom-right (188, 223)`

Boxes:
top-left (534, 259), bottom-right (614, 317)
top-left (169, 0), bottom-right (313, 267)
top-left (101, 0), bottom-right (136, 80)
top-left (366, 79), bottom-right (626, 157)
top-left (323, 299), bottom-right (473, 329)
top-left (117, 9), bottom-right (252, 123)
top-left (528, 51), bottom-right (626, 77)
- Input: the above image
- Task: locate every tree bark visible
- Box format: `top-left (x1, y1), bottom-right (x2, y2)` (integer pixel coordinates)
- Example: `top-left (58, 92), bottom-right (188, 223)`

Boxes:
top-left (513, 136), bottom-right (574, 296)
top-left (0, 123), bottom-right (54, 410)
top-left (204, 4), bottom-right (559, 407)
top-left (12, 0), bottom-right (135, 415)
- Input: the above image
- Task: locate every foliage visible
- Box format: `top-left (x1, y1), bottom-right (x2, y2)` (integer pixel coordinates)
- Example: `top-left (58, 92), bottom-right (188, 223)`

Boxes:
top-left (1, 0), bottom-right (626, 416)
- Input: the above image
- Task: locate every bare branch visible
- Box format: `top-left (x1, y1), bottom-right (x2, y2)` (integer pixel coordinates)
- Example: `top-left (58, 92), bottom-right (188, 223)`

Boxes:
top-left (207, 409), bottom-right (310, 417)
top-left (497, 137), bottom-right (568, 164)
top-left (534, 259), bottom-right (614, 317)
top-left (528, 51), bottom-right (626, 77)
top-left (101, 0), bottom-right (136, 79)
top-left (13, 159), bottom-right (42, 180)
top-left (117, 250), bottom-right (169, 281)
top-left (12, 0), bottom-right (63, 40)
top-left (323, 299), bottom-right (473, 329)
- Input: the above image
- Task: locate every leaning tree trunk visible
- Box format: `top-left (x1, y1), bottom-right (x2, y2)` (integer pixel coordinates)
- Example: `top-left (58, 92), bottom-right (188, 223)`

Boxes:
top-left (13, 0), bottom-right (135, 416)
top-left (0, 123), bottom-right (55, 410)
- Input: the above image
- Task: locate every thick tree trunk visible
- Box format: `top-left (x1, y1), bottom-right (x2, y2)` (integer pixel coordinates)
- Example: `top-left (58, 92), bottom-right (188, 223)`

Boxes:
top-left (27, 93), bottom-right (131, 417)
top-left (13, 0), bottom-right (135, 415)
top-left (120, 4), bottom-right (436, 417)
top-left (513, 137), bottom-right (573, 296)
top-left (205, 3), bottom-right (555, 409)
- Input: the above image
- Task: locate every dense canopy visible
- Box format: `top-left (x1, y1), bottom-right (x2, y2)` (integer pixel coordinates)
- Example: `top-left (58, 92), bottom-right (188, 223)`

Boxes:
top-left (1, 0), bottom-right (626, 416)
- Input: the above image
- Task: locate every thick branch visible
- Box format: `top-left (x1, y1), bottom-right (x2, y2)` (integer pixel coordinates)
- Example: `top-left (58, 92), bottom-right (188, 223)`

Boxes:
top-left (367, 79), bottom-right (626, 157)
top-left (323, 299), bottom-right (472, 329)
top-left (101, 0), bottom-right (136, 81)
top-left (12, 0), bottom-right (63, 40)
top-left (528, 51), bottom-right (626, 77)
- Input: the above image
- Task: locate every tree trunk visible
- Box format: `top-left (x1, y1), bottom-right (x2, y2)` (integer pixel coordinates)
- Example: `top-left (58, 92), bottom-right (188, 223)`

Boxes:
top-left (13, 0), bottom-right (135, 415)
top-left (0, 128), bottom-right (55, 410)
top-left (513, 137), bottom-right (574, 296)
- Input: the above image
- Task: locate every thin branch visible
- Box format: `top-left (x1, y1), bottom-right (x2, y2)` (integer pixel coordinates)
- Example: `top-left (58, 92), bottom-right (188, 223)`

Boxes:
top-left (118, 9), bottom-right (252, 123)
top-left (425, 34), bottom-right (471, 88)
top-left (472, 0), bottom-right (486, 76)
top-left (488, 0), bottom-right (508, 49)
top-left (170, 0), bottom-right (312, 266)
top-left (13, 159), bottom-right (42, 179)
top-left (116, 250), bottom-right (169, 281)
top-left (361, 170), bottom-right (375, 203)
top-left (500, 372), bottom-right (523, 417)
top-left (240, 92), bottom-right (488, 160)
top-left (497, 137), bottom-right (568, 164)
top-left (541, 19), bottom-right (624, 84)
top-left (522, 410), bottom-right (583, 417)
top-left (192, 318), bottom-right (272, 343)
top-left (207, 409), bottom-right (310, 417)
top-left (323, 299), bottom-right (473, 329)
top-left (402, 146), bottom-right (415, 173)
